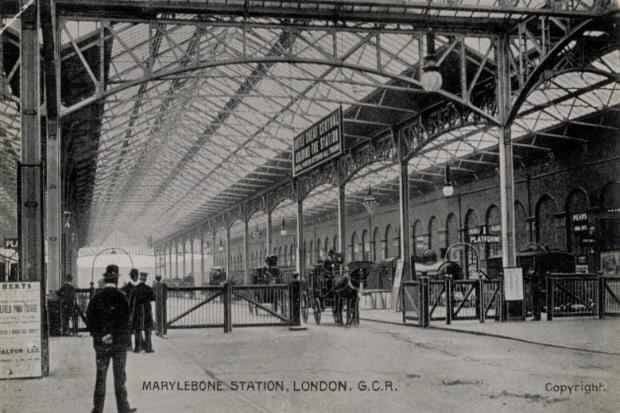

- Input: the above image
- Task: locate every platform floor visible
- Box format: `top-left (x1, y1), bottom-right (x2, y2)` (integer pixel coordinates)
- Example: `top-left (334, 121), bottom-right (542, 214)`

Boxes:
top-left (1, 318), bottom-right (619, 413)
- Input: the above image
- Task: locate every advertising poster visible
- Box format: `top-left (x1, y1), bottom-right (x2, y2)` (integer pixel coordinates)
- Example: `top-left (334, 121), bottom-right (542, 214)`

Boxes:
top-left (0, 282), bottom-right (42, 379)
top-left (503, 267), bottom-right (524, 301)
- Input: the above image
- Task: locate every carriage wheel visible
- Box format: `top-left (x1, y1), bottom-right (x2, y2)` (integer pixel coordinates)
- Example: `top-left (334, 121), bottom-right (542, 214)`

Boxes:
top-left (313, 297), bottom-right (322, 325)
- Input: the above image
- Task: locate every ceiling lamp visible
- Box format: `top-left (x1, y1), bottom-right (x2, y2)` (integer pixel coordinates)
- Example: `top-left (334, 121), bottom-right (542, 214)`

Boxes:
top-left (280, 218), bottom-right (287, 236)
top-left (218, 239), bottom-right (224, 252)
top-left (251, 224), bottom-right (261, 239)
top-left (421, 33), bottom-right (443, 92)
top-left (361, 185), bottom-right (378, 216)
top-left (442, 165), bottom-right (455, 197)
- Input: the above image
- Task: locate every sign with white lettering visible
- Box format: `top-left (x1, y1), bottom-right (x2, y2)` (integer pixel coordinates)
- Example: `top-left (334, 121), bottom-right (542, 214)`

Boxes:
top-left (0, 282), bottom-right (42, 379)
top-left (503, 267), bottom-right (524, 301)
top-left (292, 107), bottom-right (344, 177)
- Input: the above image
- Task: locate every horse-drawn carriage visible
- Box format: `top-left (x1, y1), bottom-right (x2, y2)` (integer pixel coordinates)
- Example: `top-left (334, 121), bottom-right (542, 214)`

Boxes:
top-left (248, 255), bottom-right (286, 315)
top-left (303, 253), bottom-right (371, 326)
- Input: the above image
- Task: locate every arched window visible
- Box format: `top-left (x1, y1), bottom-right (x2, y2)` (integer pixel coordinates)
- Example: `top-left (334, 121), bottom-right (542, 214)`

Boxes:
top-left (600, 182), bottom-right (620, 253)
top-left (412, 219), bottom-right (424, 257)
top-left (290, 243), bottom-right (296, 265)
top-left (536, 195), bottom-right (562, 250)
top-left (515, 201), bottom-right (529, 253)
top-left (372, 227), bottom-right (380, 262)
top-left (446, 213), bottom-right (458, 259)
top-left (464, 209), bottom-right (480, 273)
top-left (566, 189), bottom-right (589, 253)
top-left (361, 229), bottom-right (369, 261)
top-left (324, 237), bottom-right (330, 259)
top-left (384, 225), bottom-right (392, 259)
top-left (428, 217), bottom-right (437, 256)
top-left (486, 205), bottom-right (502, 259)
top-left (351, 231), bottom-right (359, 261)
top-left (316, 238), bottom-right (321, 263)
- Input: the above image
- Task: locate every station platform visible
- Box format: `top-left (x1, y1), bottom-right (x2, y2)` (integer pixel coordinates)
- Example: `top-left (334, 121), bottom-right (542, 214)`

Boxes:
top-left (360, 310), bottom-right (620, 354)
top-left (1, 319), bottom-right (619, 413)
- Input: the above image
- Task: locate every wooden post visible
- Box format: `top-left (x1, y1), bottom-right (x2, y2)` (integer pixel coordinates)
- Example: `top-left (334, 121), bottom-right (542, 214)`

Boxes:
top-left (479, 279), bottom-right (485, 323)
top-left (598, 277), bottom-right (605, 319)
top-left (288, 279), bottom-right (301, 327)
top-left (445, 278), bottom-right (453, 325)
top-left (546, 276), bottom-right (553, 321)
top-left (223, 281), bottom-right (232, 333)
top-left (162, 284), bottom-right (168, 337)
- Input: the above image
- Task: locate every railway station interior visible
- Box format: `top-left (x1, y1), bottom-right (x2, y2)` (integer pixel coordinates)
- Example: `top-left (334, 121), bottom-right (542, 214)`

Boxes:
top-left (0, 1), bottom-right (619, 413)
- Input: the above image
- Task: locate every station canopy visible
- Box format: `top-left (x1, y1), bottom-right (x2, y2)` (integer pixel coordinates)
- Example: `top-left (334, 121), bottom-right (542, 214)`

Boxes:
top-left (0, 0), bottom-right (617, 246)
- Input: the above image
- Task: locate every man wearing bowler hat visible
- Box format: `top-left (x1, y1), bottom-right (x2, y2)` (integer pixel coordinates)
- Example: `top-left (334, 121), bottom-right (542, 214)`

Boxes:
top-left (86, 264), bottom-right (137, 413)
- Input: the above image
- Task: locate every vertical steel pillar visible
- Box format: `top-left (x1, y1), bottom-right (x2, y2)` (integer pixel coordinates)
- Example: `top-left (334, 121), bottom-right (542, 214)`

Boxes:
top-left (337, 182), bottom-right (346, 264)
top-left (45, 14), bottom-right (62, 293)
top-left (182, 237), bottom-right (186, 277)
top-left (295, 185), bottom-right (305, 278)
top-left (20, 0), bottom-right (43, 283)
top-left (189, 235), bottom-right (194, 278)
top-left (200, 230), bottom-right (205, 285)
top-left (243, 218), bottom-right (249, 284)
top-left (174, 240), bottom-right (179, 278)
top-left (225, 226), bottom-right (231, 280)
top-left (398, 157), bottom-right (411, 280)
top-left (168, 243), bottom-right (173, 278)
top-left (266, 209), bottom-right (272, 256)
top-left (496, 34), bottom-right (517, 269)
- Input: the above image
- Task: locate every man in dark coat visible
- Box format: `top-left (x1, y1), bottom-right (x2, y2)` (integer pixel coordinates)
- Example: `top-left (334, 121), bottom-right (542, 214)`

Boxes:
top-left (132, 272), bottom-right (155, 353)
top-left (57, 274), bottom-right (77, 336)
top-left (121, 268), bottom-right (139, 349)
top-left (86, 264), bottom-right (136, 413)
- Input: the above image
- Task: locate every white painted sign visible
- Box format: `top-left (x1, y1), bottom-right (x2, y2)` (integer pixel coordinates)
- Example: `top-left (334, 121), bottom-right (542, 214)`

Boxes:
top-left (503, 267), bottom-right (524, 301)
top-left (0, 282), bottom-right (42, 379)
top-left (391, 259), bottom-right (404, 311)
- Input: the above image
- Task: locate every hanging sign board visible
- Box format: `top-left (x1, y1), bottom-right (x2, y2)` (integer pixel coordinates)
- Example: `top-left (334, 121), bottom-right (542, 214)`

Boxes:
top-left (0, 282), bottom-right (42, 379)
top-left (503, 267), bottom-right (524, 301)
top-left (292, 107), bottom-right (344, 177)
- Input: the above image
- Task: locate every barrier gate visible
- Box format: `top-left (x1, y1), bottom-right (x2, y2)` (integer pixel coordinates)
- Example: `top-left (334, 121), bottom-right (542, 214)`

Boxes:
top-left (158, 281), bottom-right (302, 334)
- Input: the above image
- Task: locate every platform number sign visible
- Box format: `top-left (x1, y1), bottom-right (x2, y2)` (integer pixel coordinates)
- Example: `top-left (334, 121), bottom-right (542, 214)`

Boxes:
top-left (3, 238), bottom-right (18, 250)
top-left (292, 107), bottom-right (344, 177)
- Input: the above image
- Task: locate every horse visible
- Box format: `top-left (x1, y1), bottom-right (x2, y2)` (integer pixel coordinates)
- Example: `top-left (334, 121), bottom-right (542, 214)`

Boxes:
top-left (331, 262), bottom-right (371, 327)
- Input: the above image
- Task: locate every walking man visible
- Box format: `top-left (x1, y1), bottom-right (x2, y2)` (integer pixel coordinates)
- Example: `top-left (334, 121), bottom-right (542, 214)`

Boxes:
top-left (132, 272), bottom-right (155, 353)
top-left (86, 264), bottom-right (137, 413)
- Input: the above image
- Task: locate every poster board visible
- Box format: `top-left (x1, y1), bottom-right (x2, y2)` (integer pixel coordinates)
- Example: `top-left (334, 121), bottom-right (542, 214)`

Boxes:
top-left (391, 259), bottom-right (404, 311)
top-left (503, 267), bottom-right (524, 301)
top-left (0, 282), bottom-right (42, 379)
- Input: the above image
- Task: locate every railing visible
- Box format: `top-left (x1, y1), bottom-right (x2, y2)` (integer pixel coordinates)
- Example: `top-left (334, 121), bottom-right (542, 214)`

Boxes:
top-left (602, 277), bottom-right (620, 316)
top-left (231, 284), bottom-right (291, 327)
top-left (401, 277), bottom-right (504, 327)
top-left (546, 275), bottom-right (599, 319)
top-left (157, 281), bottom-right (302, 333)
top-left (164, 286), bottom-right (225, 330)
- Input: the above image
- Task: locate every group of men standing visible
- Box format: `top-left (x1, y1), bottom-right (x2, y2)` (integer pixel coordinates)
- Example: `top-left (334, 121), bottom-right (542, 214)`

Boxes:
top-left (121, 268), bottom-right (156, 353)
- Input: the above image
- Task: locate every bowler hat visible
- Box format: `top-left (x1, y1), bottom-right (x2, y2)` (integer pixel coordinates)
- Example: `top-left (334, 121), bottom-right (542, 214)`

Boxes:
top-left (103, 264), bottom-right (119, 282)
